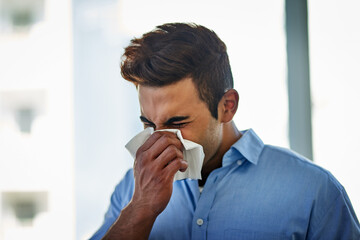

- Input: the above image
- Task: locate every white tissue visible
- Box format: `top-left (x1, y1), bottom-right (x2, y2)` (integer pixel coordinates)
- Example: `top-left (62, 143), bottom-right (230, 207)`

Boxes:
top-left (125, 127), bottom-right (204, 181)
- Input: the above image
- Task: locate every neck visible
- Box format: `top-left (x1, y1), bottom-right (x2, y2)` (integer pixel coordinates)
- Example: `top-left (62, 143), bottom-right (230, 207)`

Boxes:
top-left (199, 121), bottom-right (242, 186)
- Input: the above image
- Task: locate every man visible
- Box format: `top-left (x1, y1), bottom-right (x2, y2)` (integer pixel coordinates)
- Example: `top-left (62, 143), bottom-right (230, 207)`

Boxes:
top-left (91, 23), bottom-right (360, 239)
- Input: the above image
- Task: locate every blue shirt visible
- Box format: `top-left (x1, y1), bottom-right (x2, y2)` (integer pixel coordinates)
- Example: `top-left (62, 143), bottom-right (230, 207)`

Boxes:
top-left (91, 129), bottom-right (360, 239)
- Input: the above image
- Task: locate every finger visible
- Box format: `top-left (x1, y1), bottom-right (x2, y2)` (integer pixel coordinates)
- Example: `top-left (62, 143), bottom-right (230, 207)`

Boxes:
top-left (164, 158), bottom-right (188, 180)
top-left (136, 131), bottom-right (163, 154)
top-left (155, 145), bottom-right (184, 169)
top-left (145, 132), bottom-right (183, 160)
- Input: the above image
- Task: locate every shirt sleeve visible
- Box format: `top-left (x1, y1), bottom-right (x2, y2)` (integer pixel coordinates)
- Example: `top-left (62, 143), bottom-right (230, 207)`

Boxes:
top-left (89, 169), bottom-right (135, 240)
top-left (308, 180), bottom-right (360, 239)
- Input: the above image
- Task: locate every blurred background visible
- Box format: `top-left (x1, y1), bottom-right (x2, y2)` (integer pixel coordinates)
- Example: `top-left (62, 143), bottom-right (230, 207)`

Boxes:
top-left (0, 0), bottom-right (359, 239)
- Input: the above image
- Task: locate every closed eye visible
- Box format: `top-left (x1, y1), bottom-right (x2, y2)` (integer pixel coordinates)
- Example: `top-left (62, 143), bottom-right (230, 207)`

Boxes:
top-left (144, 123), bottom-right (155, 128)
top-left (169, 122), bottom-right (190, 128)
top-left (140, 116), bottom-right (155, 128)
top-left (164, 116), bottom-right (190, 129)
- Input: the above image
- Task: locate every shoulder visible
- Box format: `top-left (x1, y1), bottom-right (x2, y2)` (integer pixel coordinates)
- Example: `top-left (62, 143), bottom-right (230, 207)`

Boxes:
top-left (258, 145), bottom-right (360, 232)
top-left (259, 144), bottom-right (344, 201)
top-left (262, 145), bottom-right (340, 180)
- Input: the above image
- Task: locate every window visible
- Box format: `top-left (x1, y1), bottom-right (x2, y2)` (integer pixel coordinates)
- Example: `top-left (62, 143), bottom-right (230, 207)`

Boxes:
top-left (0, 0), bottom-right (44, 33)
top-left (1, 191), bottom-right (48, 226)
top-left (308, 0), bottom-right (360, 216)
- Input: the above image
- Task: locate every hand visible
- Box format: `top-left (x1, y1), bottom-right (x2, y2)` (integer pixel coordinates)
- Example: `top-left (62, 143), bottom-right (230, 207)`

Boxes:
top-left (131, 131), bottom-right (188, 217)
top-left (102, 131), bottom-right (188, 240)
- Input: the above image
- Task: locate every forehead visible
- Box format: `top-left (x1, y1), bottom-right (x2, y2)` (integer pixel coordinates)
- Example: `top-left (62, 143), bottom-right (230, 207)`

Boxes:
top-left (138, 78), bottom-right (205, 121)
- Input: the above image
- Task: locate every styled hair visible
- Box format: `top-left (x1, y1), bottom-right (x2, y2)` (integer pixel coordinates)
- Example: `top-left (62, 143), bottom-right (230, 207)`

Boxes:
top-left (121, 23), bottom-right (233, 119)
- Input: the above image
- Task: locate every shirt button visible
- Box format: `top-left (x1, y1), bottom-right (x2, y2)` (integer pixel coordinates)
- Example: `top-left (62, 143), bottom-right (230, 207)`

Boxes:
top-left (196, 218), bottom-right (204, 226)
top-left (237, 160), bottom-right (243, 165)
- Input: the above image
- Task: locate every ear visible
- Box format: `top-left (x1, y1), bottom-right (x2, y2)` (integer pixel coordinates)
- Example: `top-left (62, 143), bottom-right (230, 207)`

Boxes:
top-left (218, 89), bottom-right (239, 123)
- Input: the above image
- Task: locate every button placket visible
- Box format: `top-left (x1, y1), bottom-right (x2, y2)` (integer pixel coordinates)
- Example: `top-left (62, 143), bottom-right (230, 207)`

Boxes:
top-left (191, 171), bottom-right (220, 239)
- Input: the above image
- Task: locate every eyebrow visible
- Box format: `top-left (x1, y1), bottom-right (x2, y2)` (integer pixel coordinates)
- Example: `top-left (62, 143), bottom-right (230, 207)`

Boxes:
top-left (139, 115), bottom-right (190, 126)
top-left (140, 116), bottom-right (154, 125)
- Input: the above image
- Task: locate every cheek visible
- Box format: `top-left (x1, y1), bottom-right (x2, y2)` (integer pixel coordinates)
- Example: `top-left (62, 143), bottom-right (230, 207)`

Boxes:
top-left (180, 114), bottom-right (221, 157)
top-left (179, 117), bottom-right (210, 144)
top-left (189, 119), bottom-right (221, 161)
top-left (180, 127), bottom-right (203, 145)
top-left (202, 126), bottom-right (221, 157)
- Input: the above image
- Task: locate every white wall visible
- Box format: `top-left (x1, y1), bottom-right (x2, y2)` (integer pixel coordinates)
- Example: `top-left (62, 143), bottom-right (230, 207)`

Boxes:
top-left (309, 0), bottom-right (360, 217)
top-left (72, 1), bottom-right (141, 239)
top-left (0, 0), bottom-right (75, 239)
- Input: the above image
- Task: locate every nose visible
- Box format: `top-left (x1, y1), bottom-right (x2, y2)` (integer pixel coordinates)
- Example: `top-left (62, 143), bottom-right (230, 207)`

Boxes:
top-left (155, 126), bottom-right (166, 131)
top-left (154, 126), bottom-right (179, 132)
top-left (155, 126), bottom-right (173, 131)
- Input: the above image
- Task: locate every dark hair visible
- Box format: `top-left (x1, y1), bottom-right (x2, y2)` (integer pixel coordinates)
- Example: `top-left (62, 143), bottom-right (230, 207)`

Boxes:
top-left (121, 22), bottom-right (233, 119)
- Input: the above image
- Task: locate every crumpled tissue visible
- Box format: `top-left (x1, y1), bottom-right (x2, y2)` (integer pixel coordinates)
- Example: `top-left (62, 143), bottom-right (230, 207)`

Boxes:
top-left (125, 127), bottom-right (204, 181)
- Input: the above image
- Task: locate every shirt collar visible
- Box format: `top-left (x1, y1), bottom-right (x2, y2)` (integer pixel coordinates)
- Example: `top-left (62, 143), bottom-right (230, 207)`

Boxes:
top-left (222, 128), bottom-right (264, 167)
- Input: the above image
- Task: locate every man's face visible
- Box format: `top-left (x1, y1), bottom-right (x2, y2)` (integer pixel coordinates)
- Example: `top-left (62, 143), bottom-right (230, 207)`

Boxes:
top-left (138, 77), bottom-right (223, 165)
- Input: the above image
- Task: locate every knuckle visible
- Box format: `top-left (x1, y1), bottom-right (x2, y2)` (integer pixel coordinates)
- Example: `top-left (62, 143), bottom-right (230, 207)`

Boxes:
top-left (135, 148), bottom-right (143, 158)
top-left (173, 159), bottom-right (182, 169)
top-left (177, 150), bottom-right (184, 159)
top-left (135, 148), bottom-right (147, 160)
top-left (151, 131), bottom-right (162, 138)
top-left (176, 141), bottom-right (184, 150)
top-left (145, 149), bottom-right (155, 160)
top-left (167, 145), bottom-right (181, 159)
top-left (135, 149), bottom-right (151, 165)
top-left (160, 134), bottom-right (172, 144)
top-left (170, 145), bottom-right (183, 157)
top-left (168, 144), bottom-right (178, 152)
